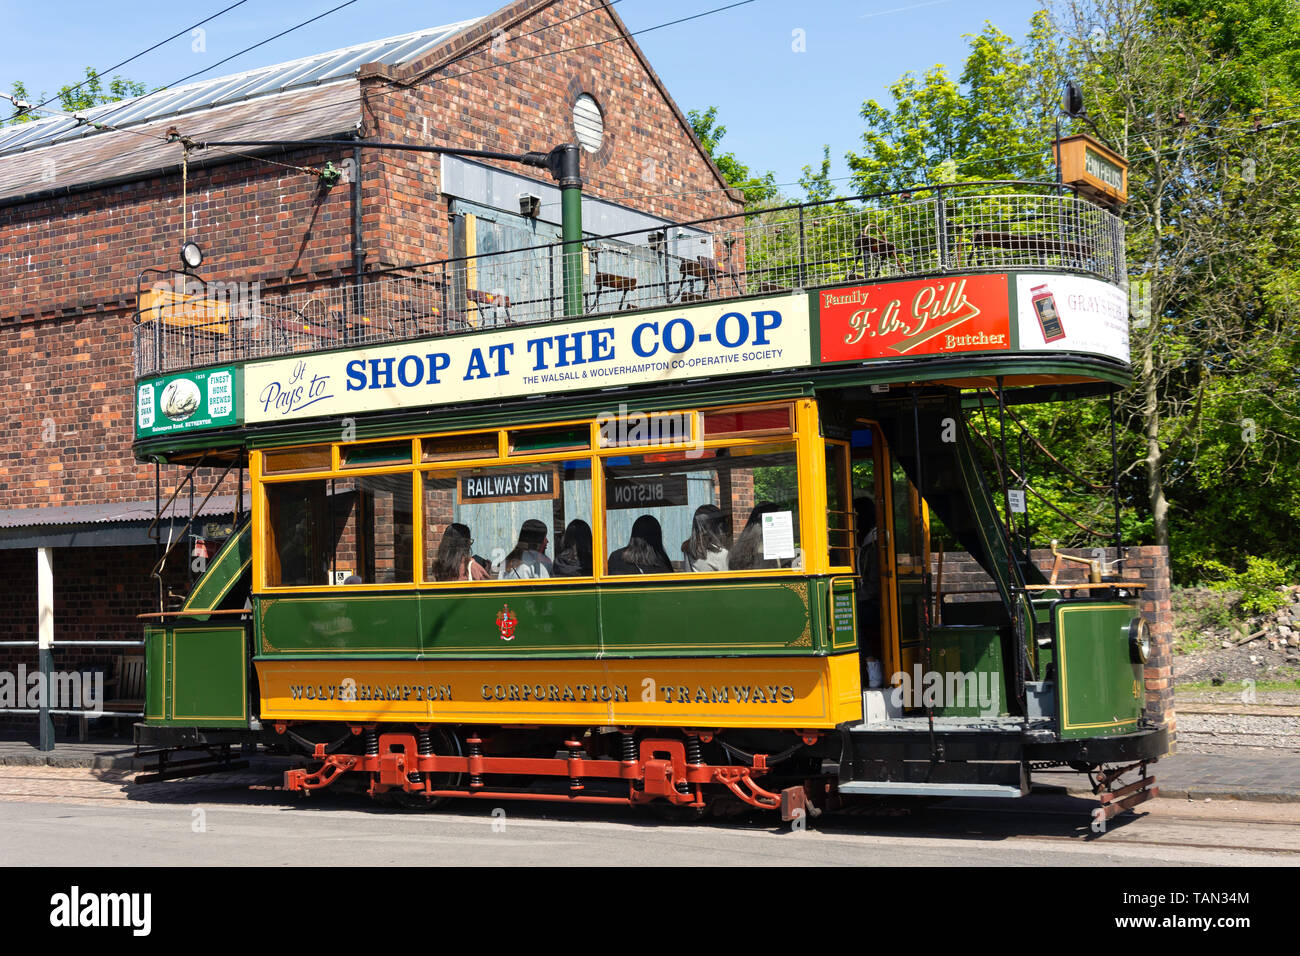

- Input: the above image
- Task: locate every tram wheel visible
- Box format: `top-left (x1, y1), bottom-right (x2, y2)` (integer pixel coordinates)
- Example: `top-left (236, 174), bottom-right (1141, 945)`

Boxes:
top-left (373, 726), bottom-right (464, 811)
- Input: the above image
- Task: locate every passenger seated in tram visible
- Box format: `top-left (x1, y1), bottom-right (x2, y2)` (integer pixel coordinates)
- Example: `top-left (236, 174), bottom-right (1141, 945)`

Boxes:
top-left (607, 515), bottom-right (674, 575)
top-left (729, 502), bottom-right (790, 570)
top-left (432, 522), bottom-right (491, 582)
top-left (553, 519), bottom-right (593, 577)
top-left (681, 504), bottom-right (730, 572)
top-left (500, 519), bottom-right (553, 579)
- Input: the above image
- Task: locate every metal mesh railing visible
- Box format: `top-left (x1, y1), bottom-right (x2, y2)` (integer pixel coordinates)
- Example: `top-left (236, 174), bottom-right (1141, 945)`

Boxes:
top-left (134, 182), bottom-right (1125, 378)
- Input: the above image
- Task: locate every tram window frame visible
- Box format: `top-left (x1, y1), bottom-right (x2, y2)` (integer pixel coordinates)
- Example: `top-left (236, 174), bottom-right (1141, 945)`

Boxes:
top-left (262, 469), bottom-right (417, 588)
top-left (422, 457), bottom-right (595, 585)
top-left (599, 440), bottom-right (804, 579)
top-left (825, 440), bottom-right (854, 572)
top-left (253, 400), bottom-right (820, 592)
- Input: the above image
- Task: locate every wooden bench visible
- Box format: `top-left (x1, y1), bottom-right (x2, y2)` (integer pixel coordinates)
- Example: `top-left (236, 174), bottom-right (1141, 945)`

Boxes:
top-left (79, 653), bottom-right (145, 740)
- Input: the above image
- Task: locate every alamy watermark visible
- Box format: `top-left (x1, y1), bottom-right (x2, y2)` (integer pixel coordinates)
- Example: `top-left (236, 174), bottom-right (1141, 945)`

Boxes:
top-left (0, 665), bottom-right (104, 714)
top-left (595, 403), bottom-right (703, 457)
top-left (890, 666), bottom-right (1001, 716)
top-left (149, 275), bottom-right (264, 328)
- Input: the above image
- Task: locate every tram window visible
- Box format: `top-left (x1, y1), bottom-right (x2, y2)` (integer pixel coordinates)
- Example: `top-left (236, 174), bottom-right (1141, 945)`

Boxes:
top-left (265, 480), bottom-right (327, 586)
top-left (340, 440), bottom-right (413, 469)
top-left (508, 425), bottom-right (591, 456)
top-left (701, 404), bottom-right (794, 439)
top-left (602, 443), bottom-right (801, 574)
top-left (422, 459), bottom-right (593, 581)
top-left (263, 445), bottom-right (331, 474)
top-left (422, 432), bottom-right (499, 463)
top-left (264, 474), bottom-right (414, 587)
top-left (825, 442), bottom-right (853, 568)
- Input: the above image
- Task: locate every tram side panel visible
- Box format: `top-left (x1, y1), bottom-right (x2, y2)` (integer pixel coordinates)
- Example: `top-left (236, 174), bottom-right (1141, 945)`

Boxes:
top-left (250, 578), bottom-right (863, 730)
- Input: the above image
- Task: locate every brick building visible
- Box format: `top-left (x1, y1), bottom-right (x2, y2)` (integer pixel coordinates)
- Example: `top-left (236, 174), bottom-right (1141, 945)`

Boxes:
top-left (0, 0), bottom-right (741, 718)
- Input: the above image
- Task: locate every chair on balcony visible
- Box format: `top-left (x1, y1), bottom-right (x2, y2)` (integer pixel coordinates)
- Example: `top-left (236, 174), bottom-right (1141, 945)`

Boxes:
top-left (589, 271), bottom-right (638, 313)
top-left (970, 230), bottom-right (1092, 269)
top-left (848, 227), bottom-right (903, 280)
top-left (466, 288), bottom-right (512, 327)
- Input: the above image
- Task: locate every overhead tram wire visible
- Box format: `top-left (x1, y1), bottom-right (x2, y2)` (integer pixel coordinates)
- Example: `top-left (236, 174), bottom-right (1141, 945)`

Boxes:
top-left (3, 0), bottom-right (253, 124)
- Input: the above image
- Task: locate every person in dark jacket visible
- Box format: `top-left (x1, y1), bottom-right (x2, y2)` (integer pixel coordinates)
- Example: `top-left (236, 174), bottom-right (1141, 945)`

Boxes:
top-left (553, 519), bottom-right (593, 577)
top-left (607, 515), bottom-right (674, 574)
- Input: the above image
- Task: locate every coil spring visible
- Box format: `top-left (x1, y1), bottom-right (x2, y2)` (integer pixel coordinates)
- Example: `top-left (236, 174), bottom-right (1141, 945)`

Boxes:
top-left (468, 734), bottom-right (483, 788)
top-left (411, 729), bottom-right (433, 784)
top-left (621, 732), bottom-right (636, 762)
top-left (364, 729), bottom-right (379, 756)
top-left (686, 734), bottom-right (702, 766)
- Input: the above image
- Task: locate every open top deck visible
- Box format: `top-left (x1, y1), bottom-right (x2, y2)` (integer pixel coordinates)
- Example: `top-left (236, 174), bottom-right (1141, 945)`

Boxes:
top-left (132, 182), bottom-right (1129, 459)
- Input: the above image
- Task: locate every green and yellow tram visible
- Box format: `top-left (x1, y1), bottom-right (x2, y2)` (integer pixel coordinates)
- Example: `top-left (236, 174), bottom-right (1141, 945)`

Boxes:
top-left (132, 182), bottom-right (1166, 818)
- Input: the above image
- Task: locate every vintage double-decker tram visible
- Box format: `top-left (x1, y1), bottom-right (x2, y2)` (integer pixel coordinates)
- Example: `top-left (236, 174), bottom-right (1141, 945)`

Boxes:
top-left (132, 173), bottom-right (1166, 820)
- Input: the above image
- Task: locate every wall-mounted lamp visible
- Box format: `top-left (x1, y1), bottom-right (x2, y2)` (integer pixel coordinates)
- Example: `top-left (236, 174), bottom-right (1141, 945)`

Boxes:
top-left (519, 193), bottom-right (541, 219)
top-left (180, 241), bottom-right (203, 272)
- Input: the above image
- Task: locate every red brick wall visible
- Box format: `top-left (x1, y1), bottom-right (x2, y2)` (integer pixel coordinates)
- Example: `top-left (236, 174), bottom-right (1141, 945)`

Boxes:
top-left (0, 0), bottom-right (737, 515)
top-left (360, 0), bottom-right (739, 268)
top-left (0, 545), bottom-right (190, 731)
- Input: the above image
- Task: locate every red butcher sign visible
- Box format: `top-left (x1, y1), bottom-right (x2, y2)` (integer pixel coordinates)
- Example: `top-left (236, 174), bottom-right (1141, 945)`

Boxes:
top-left (819, 274), bottom-right (1010, 362)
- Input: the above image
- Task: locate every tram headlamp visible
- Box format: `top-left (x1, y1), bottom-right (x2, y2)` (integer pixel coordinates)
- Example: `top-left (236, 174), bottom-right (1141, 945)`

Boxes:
top-left (180, 241), bottom-right (203, 271)
top-left (1128, 617), bottom-right (1151, 663)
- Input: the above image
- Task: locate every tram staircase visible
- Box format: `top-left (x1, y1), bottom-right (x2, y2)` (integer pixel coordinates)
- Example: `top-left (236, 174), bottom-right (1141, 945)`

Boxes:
top-left (844, 394), bottom-right (1047, 798)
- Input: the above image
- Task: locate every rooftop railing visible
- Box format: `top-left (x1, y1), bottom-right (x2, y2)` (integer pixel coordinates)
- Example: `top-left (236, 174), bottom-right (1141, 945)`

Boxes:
top-left (133, 181), bottom-right (1126, 379)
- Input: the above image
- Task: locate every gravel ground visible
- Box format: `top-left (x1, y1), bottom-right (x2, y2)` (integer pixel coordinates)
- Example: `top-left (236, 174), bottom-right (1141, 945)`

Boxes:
top-left (1175, 712), bottom-right (1300, 755)
top-left (1174, 642), bottom-right (1300, 685)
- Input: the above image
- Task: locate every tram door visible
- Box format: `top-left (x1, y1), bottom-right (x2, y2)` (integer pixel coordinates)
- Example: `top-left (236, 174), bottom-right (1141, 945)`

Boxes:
top-left (850, 421), bottom-right (930, 697)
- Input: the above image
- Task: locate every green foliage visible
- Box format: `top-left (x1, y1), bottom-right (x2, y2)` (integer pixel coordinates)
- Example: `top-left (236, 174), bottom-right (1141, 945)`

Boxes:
top-left (1199, 556), bottom-right (1293, 613)
top-left (7, 68), bottom-right (145, 124)
top-left (687, 106), bottom-right (780, 207)
top-left (846, 15), bottom-right (1059, 194)
top-left (845, 0), bottom-right (1300, 584)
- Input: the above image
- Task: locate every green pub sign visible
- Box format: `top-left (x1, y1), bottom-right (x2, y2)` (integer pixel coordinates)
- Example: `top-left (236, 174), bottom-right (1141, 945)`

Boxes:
top-left (136, 367), bottom-right (239, 438)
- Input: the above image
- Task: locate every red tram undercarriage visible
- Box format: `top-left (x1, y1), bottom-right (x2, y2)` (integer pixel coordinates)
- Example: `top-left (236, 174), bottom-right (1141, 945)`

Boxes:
top-left (279, 724), bottom-right (827, 820)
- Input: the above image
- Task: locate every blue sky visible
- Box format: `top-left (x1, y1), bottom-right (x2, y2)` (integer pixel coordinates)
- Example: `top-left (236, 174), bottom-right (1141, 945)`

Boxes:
top-left (2, 0), bottom-right (1046, 194)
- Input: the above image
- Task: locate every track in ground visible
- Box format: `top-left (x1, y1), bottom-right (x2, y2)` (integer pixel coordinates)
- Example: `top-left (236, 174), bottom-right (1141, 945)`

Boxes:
top-left (0, 763), bottom-right (1294, 866)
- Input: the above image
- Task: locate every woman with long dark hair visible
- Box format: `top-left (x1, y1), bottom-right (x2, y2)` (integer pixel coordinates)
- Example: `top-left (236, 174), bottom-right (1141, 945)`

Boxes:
top-left (681, 504), bottom-right (730, 572)
top-left (607, 514), bottom-right (674, 574)
top-left (727, 502), bottom-right (789, 571)
top-left (553, 518), bottom-right (594, 577)
top-left (501, 518), bottom-right (553, 579)
top-left (432, 523), bottom-right (489, 581)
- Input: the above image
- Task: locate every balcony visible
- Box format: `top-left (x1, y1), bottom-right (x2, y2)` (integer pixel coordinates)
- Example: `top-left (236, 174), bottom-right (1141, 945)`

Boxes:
top-left (133, 181), bottom-right (1126, 379)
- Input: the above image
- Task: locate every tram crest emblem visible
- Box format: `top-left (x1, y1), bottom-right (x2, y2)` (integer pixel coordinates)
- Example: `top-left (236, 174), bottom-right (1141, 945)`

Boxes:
top-left (496, 604), bottom-right (518, 642)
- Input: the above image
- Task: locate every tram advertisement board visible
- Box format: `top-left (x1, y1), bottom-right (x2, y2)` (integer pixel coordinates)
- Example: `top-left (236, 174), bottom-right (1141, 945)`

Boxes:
top-left (1014, 274), bottom-right (1130, 363)
top-left (817, 274), bottom-right (1011, 363)
top-left (135, 365), bottom-right (238, 438)
top-left (241, 293), bottom-right (811, 425)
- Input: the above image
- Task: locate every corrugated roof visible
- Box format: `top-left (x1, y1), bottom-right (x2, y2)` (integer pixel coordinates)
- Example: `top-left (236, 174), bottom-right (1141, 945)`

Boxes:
top-left (0, 20), bottom-right (481, 157)
top-left (0, 495), bottom-right (249, 529)
top-left (0, 18), bottom-right (483, 203)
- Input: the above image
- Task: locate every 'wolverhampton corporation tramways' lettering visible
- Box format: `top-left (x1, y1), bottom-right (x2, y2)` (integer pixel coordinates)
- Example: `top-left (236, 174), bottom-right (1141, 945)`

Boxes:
top-left (289, 684), bottom-right (453, 702)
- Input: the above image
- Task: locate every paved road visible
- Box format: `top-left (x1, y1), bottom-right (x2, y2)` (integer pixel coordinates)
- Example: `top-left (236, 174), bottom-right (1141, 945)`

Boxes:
top-left (0, 766), bottom-right (1296, 866)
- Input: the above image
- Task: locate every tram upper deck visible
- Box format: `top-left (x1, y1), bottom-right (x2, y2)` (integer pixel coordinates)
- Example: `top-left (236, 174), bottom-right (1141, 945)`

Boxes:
top-left (132, 181), bottom-right (1128, 458)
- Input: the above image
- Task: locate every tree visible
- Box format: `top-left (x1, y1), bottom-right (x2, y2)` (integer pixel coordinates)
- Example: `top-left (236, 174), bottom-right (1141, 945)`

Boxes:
top-left (1058, 0), bottom-right (1300, 577)
top-left (843, 1), bottom-right (1300, 580)
top-left (6, 68), bottom-right (145, 124)
top-left (687, 105), bottom-right (780, 207)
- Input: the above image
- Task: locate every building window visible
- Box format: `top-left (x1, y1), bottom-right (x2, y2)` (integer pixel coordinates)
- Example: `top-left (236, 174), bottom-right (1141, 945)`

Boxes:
top-left (573, 93), bottom-right (604, 153)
